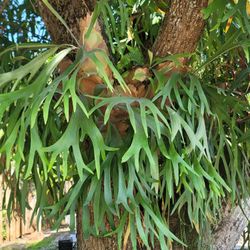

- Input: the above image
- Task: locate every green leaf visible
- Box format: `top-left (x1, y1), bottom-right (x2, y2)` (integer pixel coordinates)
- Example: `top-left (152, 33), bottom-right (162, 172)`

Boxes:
top-left (0, 47), bottom-right (58, 88)
top-left (116, 163), bottom-right (132, 213)
top-left (141, 200), bottom-right (185, 246)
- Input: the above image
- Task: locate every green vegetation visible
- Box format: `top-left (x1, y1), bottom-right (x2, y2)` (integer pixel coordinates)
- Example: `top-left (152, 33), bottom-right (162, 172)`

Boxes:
top-left (0, 0), bottom-right (249, 249)
top-left (26, 235), bottom-right (56, 250)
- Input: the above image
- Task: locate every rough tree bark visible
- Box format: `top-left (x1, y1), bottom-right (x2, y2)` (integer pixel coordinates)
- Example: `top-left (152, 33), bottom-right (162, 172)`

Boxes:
top-left (35, 0), bottom-right (249, 249)
top-left (211, 199), bottom-right (250, 250)
top-left (153, 0), bottom-right (208, 56)
top-left (76, 201), bottom-right (120, 250)
top-left (36, 0), bottom-right (96, 46)
top-left (76, 203), bottom-right (84, 250)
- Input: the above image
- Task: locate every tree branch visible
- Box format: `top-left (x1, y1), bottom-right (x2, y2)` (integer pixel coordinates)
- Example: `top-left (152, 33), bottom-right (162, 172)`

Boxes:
top-left (153, 0), bottom-right (208, 57)
top-left (211, 199), bottom-right (250, 250)
top-left (36, 0), bottom-right (96, 45)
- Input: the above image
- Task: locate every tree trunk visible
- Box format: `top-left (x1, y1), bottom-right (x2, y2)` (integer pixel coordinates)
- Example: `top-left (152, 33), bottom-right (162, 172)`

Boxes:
top-left (210, 199), bottom-right (250, 250)
top-left (76, 202), bottom-right (119, 250)
top-left (153, 0), bottom-right (208, 57)
top-left (36, 0), bottom-right (95, 45)
top-left (76, 202), bottom-right (84, 250)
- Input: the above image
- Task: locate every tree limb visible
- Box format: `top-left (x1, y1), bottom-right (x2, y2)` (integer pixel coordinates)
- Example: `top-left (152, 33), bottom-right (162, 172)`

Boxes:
top-left (211, 199), bottom-right (250, 250)
top-left (36, 0), bottom-right (96, 45)
top-left (153, 0), bottom-right (208, 57)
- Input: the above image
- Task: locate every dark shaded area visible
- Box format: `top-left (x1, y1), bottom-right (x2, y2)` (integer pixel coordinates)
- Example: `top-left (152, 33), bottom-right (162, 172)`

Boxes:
top-left (0, 0), bottom-right (49, 49)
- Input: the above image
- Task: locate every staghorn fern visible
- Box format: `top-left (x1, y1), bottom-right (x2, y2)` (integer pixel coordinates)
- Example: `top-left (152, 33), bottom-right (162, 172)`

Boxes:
top-left (0, 0), bottom-right (250, 249)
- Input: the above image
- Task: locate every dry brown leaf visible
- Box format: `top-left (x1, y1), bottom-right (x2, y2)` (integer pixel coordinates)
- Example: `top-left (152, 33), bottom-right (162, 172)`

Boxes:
top-left (78, 75), bottom-right (103, 95)
top-left (58, 58), bottom-right (73, 74)
top-left (123, 222), bottom-right (131, 250)
top-left (123, 67), bottom-right (151, 86)
top-left (156, 58), bottom-right (189, 78)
